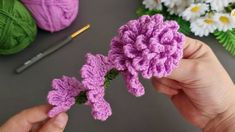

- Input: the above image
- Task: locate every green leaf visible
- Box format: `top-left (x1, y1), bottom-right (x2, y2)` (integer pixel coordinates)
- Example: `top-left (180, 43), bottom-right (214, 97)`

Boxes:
top-left (213, 29), bottom-right (235, 56)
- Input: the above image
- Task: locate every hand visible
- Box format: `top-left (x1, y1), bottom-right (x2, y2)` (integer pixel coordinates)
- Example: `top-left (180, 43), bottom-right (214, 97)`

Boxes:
top-left (0, 105), bottom-right (68, 132)
top-left (152, 37), bottom-right (235, 131)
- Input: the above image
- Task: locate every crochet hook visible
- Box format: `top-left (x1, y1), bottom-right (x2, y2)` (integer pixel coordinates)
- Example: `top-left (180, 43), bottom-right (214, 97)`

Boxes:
top-left (15, 24), bottom-right (91, 74)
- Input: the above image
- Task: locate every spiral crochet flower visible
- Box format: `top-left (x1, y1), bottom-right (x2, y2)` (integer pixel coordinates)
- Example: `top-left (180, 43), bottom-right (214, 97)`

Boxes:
top-left (80, 53), bottom-right (113, 121)
top-left (47, 76), bottom-right (83, 117)
top-left (108, 14), bottom-right (184, 96)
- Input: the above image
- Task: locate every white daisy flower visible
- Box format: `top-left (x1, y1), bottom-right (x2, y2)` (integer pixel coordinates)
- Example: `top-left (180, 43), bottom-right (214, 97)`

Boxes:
top-left (161, 0), bottom-right (180, 8)
top-left (143, 0), bottom-right (162, 10)
top-left (191, 16), bottom-right (217, 37)
top-left (162, 0), bottom-right (193, 15)
top-left (206, 0), bottom-right (233, 11)
top-left (182, 3), bottom-right (209, 21)
top-left (214, 13), bottom-right (235, 31)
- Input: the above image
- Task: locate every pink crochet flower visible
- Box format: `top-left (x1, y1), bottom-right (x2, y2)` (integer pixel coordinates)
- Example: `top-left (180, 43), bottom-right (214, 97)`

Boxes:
top-left (80, 53), bottom-right (113, 121)
top-left (46, 14), bottom-right (185, 121)
top-left (47, 76), bottom-right (83, 117)
top-left (108, 14), bottom-right (184, 96)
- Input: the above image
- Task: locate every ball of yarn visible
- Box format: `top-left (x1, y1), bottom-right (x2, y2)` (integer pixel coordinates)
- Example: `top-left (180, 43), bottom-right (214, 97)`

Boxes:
top-left (0, 0), bottom-right (37, 55)
top-left (21, 0), bottom-right (79, 32)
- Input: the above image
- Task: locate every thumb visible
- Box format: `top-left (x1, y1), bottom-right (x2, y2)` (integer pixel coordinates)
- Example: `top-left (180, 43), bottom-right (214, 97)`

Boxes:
top-left (39, 113), bottom-right (68, 132)
top-left (167, 36), bottom-right (210, 82)
top-left (167, 59), bottom-right (197, 82)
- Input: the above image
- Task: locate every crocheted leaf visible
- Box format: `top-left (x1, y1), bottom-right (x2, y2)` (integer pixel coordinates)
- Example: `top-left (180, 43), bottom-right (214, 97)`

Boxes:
top-left (136, 6), bottom-right (191, 35)
top-left (214, 29), bottom-right (235, 56)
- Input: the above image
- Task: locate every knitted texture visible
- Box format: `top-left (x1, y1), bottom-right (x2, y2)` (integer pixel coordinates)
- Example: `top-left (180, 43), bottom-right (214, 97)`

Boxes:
top-left (21, 0), bottom-right (79, 32)
top-left (80, 53), bottom-right (112, 121)
top-left (0, 0), bottom-right (37, 55)
top-left (47, 76), bottom-right (83, 117)
top-left (108, 14), bottom-right (184, 96)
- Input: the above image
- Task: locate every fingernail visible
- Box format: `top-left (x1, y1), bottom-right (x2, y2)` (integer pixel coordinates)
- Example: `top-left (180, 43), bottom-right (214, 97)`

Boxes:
top-left (54, 113), bottom-right (68, 128)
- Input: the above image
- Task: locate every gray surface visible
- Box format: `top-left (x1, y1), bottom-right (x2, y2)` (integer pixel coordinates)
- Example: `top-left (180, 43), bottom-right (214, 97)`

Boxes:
top-left (0, 0), bottom-right (234, 132)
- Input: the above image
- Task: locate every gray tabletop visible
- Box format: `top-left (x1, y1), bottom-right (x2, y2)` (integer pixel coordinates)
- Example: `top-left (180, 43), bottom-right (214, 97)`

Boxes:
top-left (0, 0), bottom-right (234, 132)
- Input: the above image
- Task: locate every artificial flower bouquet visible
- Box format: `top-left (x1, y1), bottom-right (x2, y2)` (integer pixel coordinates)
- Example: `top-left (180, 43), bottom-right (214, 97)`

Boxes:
top-left (47, 14), bottom-right (185, 121)
top-left (138, 0), bottom-right (235, 56)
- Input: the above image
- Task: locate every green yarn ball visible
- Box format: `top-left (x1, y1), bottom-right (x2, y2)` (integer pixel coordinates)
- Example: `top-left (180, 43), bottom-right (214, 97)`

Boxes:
top-left (0, 0), bottom-right (37, 55)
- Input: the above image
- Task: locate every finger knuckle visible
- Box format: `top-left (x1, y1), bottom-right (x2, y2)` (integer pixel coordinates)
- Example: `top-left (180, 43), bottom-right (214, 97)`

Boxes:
top-left (194, 39), bottom-right (213, 52)
top-left (191, 60), bottom-right (205, 75)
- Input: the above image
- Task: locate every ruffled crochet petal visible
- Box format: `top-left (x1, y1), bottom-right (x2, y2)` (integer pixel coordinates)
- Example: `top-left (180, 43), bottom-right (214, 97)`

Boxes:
top-left (122, 72), bottom-right (145, 97)
top-left (47, 76), bottom-right (83, 117)
top-left (48, 106), bottom-right (71, 118)
top-left (80, 53), bottom-right (114, 121)
top-left (91, 100), bottom-right (112, 121)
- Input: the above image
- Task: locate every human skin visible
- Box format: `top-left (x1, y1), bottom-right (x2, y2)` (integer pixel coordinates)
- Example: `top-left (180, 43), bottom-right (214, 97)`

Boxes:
top-left (152, 37), bottom-right (235, 132)
top-left (0, 105), bottom-right (68, 132)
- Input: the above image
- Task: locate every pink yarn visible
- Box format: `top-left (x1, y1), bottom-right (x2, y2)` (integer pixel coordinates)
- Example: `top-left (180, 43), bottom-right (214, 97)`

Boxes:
top-left (108, 14), bottom-right (184, 79)
top-left (47, 76), bottom-right (84, 117)
top-left (21, 0), bottom-right (79, 32)
top-left (122, 71), bottom-right (145, 97)
top-left (108, 14), bottom-right (185, 96)
top-left (80, 53), bottom-right (113, 121)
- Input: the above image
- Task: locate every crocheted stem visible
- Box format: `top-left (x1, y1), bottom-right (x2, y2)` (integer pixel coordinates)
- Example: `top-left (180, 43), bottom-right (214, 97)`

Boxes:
top-left (75, 69), bottom-right (120, 105)
top-left (76, 91), bottom-right (87, 105)
top-left (104, 69), bottom-right (119, 88)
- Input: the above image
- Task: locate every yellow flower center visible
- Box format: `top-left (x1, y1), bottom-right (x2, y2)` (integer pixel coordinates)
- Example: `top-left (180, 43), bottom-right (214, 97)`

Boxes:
top-left (204, 18), bottom-right (214, 24)
top-left (191, 6), bottom-right (200, 13)
top-left (219, 16), bottom-right (230, 24)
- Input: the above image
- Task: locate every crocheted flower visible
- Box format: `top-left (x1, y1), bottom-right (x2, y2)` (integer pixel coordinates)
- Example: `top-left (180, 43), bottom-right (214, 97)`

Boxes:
top-left (108, 14), bottom-right (184, 96)
top-left (80, 53), bottom-right (114, 121)
top-left (47, 76), bottom-right (83, 117)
